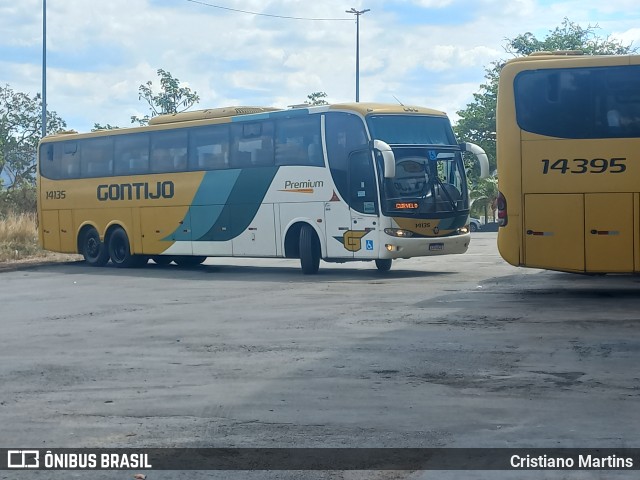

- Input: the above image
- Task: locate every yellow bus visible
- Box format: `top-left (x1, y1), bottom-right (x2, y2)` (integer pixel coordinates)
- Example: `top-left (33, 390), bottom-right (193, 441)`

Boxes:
top-left (38, 103), bottom-right (488, 274)
top-left (496, 53), bottom-right (640, 273)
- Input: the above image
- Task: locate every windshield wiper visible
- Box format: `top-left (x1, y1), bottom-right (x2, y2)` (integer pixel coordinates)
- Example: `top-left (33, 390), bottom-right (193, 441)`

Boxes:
top-left (433, 175), bottom-right (459, 212)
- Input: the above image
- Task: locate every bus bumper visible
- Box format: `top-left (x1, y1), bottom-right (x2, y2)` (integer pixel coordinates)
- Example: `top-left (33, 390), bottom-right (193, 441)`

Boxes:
top-left (379, 232), bottom-right (471, 259)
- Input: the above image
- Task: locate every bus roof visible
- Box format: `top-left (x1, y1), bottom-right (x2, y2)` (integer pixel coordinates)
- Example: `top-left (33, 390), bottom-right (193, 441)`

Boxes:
top-left (328, 102), bottom-right (447, 117)
top-left (148, 106), bottom-right (282, 125)
top-left (503, 52), bottom-right (640, 67)
top-left (40, 102), bottom-right (450, 143)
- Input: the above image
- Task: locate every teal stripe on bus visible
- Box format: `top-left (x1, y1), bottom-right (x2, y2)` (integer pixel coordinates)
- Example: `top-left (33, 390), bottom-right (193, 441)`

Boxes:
top-left (167, 167), bottom-right (280, 242)
top-left (197, 167), bottom-right (279, 241)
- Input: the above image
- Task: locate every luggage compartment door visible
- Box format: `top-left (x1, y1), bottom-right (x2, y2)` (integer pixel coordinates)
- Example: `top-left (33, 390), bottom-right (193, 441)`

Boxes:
top-left (524, 194), bottom-right (585, 272)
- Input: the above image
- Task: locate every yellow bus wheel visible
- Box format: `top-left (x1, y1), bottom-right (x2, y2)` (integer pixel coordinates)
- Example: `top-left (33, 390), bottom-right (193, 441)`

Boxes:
top-left (80, 227), bottom-right (109, 267)
top-left (108, 227), bottom-right (147, 268)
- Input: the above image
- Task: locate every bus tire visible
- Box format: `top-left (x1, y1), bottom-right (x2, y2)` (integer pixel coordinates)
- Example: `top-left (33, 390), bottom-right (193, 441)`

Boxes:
top-left (108, 227), bottom-right (146, 268)
top-left (80, 227), bottom-right (109, 267)
top-left (152, 255), bottom-right (174, 265)
top-left (174, 255), bottom-right (207, 267)
top-left (375, 259), bottom-right (392, 272)
top-left (299, 224), bottom-right (320, 274)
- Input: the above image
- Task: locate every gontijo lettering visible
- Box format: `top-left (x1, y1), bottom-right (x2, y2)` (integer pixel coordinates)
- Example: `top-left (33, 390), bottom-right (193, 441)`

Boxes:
top-left (97, 181), bottom-right (174, 201)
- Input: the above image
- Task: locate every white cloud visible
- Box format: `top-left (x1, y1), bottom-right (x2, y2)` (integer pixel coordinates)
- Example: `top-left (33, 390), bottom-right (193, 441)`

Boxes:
top-left (1, 0), bottom-right (637, 131)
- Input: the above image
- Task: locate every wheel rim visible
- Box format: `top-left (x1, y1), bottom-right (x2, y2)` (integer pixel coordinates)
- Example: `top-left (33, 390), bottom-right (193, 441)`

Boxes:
top-left (86, 235), bottom-right (100, 259)
top-left (112, 237), bottom-right (127, 263)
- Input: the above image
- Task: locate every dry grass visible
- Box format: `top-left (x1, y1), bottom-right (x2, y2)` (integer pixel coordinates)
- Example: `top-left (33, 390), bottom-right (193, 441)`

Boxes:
top-left (0, 212), bottom-right (80, 265)
top-left (0, 212), bottom-right (42, 261)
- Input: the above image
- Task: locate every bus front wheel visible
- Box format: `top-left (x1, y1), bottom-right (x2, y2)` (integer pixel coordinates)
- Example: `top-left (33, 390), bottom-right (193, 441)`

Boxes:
top-left (375, 259), bottom-right (392, 272)
top-left (299, 224), bottom-right (320, 275)
top-left (108, 227), bottom-right (147, 268)
top-left (80, 227), bottom-right (109, 267)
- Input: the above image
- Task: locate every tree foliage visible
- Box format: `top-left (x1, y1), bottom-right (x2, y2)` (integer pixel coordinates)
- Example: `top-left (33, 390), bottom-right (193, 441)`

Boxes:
top-left (506, 18), bottom-right (633, 56)
top-left (92, 123), bottom-right (120, 131)
top-left (454, 18), bottom-right (636, 217)
top-left (131, 69), bottom-right (200, 126)
top-left (305, 92), bottom-right (329, 106)
top-left (470, 176), bottom-right (499, 222)
top-left (0, 84), bottom-right (66, 191)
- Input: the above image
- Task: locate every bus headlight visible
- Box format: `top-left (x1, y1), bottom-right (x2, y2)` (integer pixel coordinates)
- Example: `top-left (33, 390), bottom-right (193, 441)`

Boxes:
top-left (384, 228), bottom-right (414, 238)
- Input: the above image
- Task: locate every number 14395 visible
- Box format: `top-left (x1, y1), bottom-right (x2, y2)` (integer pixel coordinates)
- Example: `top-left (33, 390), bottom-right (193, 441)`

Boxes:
top-left (541, 157), bottom-right (626, 174)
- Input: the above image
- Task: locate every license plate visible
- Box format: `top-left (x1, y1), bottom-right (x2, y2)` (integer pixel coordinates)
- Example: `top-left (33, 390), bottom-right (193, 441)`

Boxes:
top-left (429, 243), bottom-right (444, 251)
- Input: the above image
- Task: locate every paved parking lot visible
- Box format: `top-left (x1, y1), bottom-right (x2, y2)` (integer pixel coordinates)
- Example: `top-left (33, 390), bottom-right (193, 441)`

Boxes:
top-left (1, 232), bottom-right (639, 479)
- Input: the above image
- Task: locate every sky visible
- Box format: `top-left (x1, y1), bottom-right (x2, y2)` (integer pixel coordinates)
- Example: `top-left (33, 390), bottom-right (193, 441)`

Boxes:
top-left (1, 0), bottom-right (639, 133)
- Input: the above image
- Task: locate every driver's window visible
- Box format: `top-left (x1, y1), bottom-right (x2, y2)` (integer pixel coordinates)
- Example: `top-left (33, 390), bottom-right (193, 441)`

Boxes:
top-left (349, 150), bottom-right (378, 215)
top-left (325, 112), bottom-right (368, 203)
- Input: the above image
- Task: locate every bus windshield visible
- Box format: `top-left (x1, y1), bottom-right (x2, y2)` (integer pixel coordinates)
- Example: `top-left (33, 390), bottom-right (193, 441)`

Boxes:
top-left (367, 115), bottom-right (468, 215)
top-left (367, 114), bottom-right (457, 145)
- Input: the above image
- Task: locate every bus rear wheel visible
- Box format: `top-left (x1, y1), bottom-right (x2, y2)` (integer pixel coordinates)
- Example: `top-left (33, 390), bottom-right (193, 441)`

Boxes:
top-left (80, 227), bottom-right (109, 267)
top-left (108, 227), bottom-right (147, 268)
top-left (299, 224), bottom-right (320, 275)
top-left (375, 259), bottom-right (392, 272)
top-left (174, 255), bottom-right (207, 267)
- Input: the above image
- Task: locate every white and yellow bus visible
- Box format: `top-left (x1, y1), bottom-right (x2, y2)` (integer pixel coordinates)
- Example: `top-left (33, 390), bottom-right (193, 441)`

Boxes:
top-left (38, 103), bottom-right (488, 274)
top-left (496, 53), bottom-right (640, 273)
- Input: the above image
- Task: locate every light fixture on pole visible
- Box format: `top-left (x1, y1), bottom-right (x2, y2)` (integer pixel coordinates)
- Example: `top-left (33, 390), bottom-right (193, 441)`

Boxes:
top-left (42, 0), bottom-right (47, 137)
top-left (345, 7), bottom-right (369, 103)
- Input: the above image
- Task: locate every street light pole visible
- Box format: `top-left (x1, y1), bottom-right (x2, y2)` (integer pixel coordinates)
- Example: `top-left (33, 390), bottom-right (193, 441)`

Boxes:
top-left (346, 7), bottom-right (369, 103)
top-left (42, 0), bottom-right (47, 137)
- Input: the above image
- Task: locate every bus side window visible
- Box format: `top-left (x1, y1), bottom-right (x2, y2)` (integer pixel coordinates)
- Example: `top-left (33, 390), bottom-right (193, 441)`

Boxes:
top-left (189, 125), bottom-right (230, 171)
top-left (115, 134), bottom-right (150, 176)
top-left (150, 130), bottom-right (188, 173)
top-left (307, 137), bottom-right (324, 166)
top-left (60, 141), bottom-right (80, 178)
top-left (275, 116), bottom-right (323, 166)
top-left (40, 144), bottom-right (60, 179)
top-left (80, 137), bottom-right (113, 177)
top-left (230, 122), bottom-right (274, 168)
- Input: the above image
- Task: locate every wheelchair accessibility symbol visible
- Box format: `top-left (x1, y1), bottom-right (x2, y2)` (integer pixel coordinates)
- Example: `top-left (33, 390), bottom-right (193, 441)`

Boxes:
top-left (366, 240), bottom-right (374, 251)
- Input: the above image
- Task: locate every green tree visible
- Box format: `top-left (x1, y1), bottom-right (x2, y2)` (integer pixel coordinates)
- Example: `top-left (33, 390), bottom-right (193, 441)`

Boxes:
top-left (506, 18), bottom-right (632, 56)
top-left (455, 18), bottom-right (636, 204)
top-left (470, 176), bottom-right (499, 222)
top-left (305, 92), bottom-right (329, 106)
top-left (92, 123), bottom-right (120, 131)
top-left (0, 85), bottom-right (66, 212)
top-left (131, 69), bottom-right (200, 126)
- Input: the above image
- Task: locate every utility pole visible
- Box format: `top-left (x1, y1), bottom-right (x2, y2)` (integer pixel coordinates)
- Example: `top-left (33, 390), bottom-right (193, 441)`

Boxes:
top-left (42, 0), bottom-right (47, 137)
top-left (345, 7), bottom-right (369, 102)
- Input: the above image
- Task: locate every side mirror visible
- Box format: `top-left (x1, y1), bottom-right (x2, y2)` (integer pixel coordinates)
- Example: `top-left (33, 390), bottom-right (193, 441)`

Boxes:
top-left (373, 139), bottom-right (395, 178)
top-left (460, 142), bottom-right (489, 179)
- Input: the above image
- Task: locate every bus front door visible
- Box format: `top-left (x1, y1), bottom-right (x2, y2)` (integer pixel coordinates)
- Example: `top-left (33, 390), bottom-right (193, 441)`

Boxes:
top-left (323, 197), bottom-right (354, 259)
top-left (348, 150), bottom-right (379, 261)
